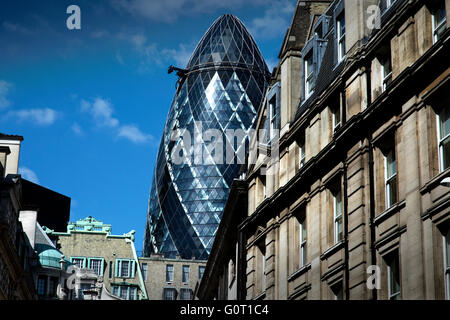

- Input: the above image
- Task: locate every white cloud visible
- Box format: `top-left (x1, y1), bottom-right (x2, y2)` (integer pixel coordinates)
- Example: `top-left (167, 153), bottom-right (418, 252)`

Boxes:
top-left (118, 124), bottom-right (154, 144)
top-left (161, 42), bottom-right (196, 67)
top-left (2, 21), bottom-right (34, 35)
top-left (19, 167), bottom-right (40, 184)
top-left (0, 80), bottom-right (12, 109)
top-left (116, 52), bottom-right (125, 65)
top-left (121, 31), bottom-right (195, 70)
top-left (81, 98), bottom-right (119, 127)
top-left (71, 122), bottom-right (83, 135)
top-left (80, 97), bottom-right (153, 144)
top-left (10, 108), bottom-right (58, 126)
top-left (248, 0), bottom-right (295, 39)
top-left (111, 0), bottom-right (269, 23)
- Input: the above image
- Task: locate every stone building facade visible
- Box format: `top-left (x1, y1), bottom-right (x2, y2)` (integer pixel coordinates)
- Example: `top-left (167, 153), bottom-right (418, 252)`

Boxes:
top-left (46, 216), bottom-right (147, 300)
top-left (0, 134), bottom-right (36, 300)
top-left (198, 0), bottom-right (450, 300)
top-left (139, 254), bottom-right (206, 300)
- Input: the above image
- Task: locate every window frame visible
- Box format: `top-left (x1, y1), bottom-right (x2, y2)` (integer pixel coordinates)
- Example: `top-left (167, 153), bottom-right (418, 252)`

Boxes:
top-left (70, 256), bottom-right (86, 269)
top-left (333, 188), bottom-right (343, 244)
top-left (298, 135), bottom-right (306, 169)
top-left (115, 258), bottom-right (135, 279)
top-left (180, 288), bottom-right (193, 300)
top-left (331, 281), bottom-right (344, 300)
top-left (331, 104), bottom-right (341, 132)
top-left (444, 229), bottom-right (450, 300)
top-left (269, 96), bottom-right (277, 141)
top-left (299, 215), bottom-right (307, 268)
top-left (37, 275), bottom-right (47, 296)
top-left (304, 52), bottom-right (315, 97)
top-left (381, 50), bottom-right (393, 91)
top-left (166, 264), bottom-right (174, 283)
top-left (381, 0), bottom-right (397, 14)
top-left (337, 13), bottom-right (346, 61)
top-left (163, 288), bottom-right (177, 300)
top-left (141, 263), bottom-right (148, 281)
top-left (88, 257), bottom-right (104, 276)
top-left (111, 285), bottom-right (138, 300)
top-left (432, 1), bottom-right (447, 43)
top-left (387, 251), bottom-right (401, 300)
top-left (384, 147), bottom-right (398, 209)
top-left (182, 265), bottom-right (190, 283)
top-left (199, 266), bottom-right (205, 280)
top-left (437, 107), bottom-right (450, 172)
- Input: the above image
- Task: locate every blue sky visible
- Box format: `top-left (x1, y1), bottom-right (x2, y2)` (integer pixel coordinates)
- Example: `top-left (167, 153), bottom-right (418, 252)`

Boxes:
top-left (0, 0), bottom-right (294, 252)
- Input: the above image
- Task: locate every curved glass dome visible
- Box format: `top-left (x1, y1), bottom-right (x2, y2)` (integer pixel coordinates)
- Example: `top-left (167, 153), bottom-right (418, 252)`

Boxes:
top-left (144, 14), bottom-right (269, 260)
top-left (35, 244), bottom-right (71, 270)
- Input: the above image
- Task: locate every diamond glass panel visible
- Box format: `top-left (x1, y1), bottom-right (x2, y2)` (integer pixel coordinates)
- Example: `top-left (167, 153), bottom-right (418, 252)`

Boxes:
top-left (143, 14), bottom-right (269, 259)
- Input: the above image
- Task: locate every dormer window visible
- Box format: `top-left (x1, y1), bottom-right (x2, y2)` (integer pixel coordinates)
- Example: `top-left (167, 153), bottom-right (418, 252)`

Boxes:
top-left (337, 13), bottom-right (346, 61)
top-left (305, 52), bottom-right (315, 97)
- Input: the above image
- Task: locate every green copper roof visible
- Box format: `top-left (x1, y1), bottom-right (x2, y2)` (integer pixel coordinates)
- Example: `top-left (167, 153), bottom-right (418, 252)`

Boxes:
top-left (67, 216), bottom-right (112, 234)
top-left (35, 244), bottom-right (71, 269)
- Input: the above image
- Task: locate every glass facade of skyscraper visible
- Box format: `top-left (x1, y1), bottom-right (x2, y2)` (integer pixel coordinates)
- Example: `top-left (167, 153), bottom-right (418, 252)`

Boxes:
top-left (144, 14), bottom-right (269, 259)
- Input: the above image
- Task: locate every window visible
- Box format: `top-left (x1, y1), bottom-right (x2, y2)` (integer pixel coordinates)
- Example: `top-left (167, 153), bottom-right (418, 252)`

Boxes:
top-left (331, 281), bottom-right (343, 300)
top-left (37, 276), bottom-right (46, 296)
top-left (163, 288), bottom-right (177, 300)
top-left (384, 147), bottom-right (397, 208)
top-left (71, 257), bottom-right (86, 269)
top-left (88, 258), bottom-right (104, 276)
top-left (381, 0), bottom-right (397, 13)
top-left (109, 261), bottom-right (113, 278)
top-left (333, 188), bottom-right (343, 243)
top-left (299, 135), bottom-right (306, 169)
top-left (305, 52), bottom-right (315, 97)
top-left (129, 287), bottom-right (137, 300)
top-left (48, 277), bottom-right (58, 297)
top-left (337, 13), bottom-right (346, 61)
top-left (112, 285), bottom-right (119, 297)
top-left (166, 264), bottom-right (174, 282)
top-left (111, 285), bottom-right (137, 300)
top-left (438, 106), bottom-right (450, 171)
top-left (120, 287), bottom-right (128, 299)
top-left (299, 215), bottom-right (307, 267)
top-left (121, 260), bottom-right (130, 277)
top-left (142, 263), bottom-right (148, 281)
top-left (444, 229), bottom-right (450, 300)
top-left (386, 251), bottom-right (401, 300)
top-left (432, 1), bottom-right (447, 43)
top-left (180, 288), bottom-right (193, 300)
top-left (182, 265), bottom-right (190, 283)
top-left (381, 50), bottom-right (392, 91)
top-left (331, 104), bottom-right (341, 132)
top-left (78, 283), bottom-right (91, 300)
top-left (199, 266), bottom-right (205, 280)
top-left (256, 241), bottom-right (266, 293)
top-left (269, 96), bottom-right (277, 140)
top-left (115, 259), bottom-right (135, 278)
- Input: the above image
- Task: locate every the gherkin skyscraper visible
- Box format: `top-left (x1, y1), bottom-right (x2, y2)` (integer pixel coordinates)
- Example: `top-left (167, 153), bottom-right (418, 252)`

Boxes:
top-left (144, 14), bottom-right (270, 260)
